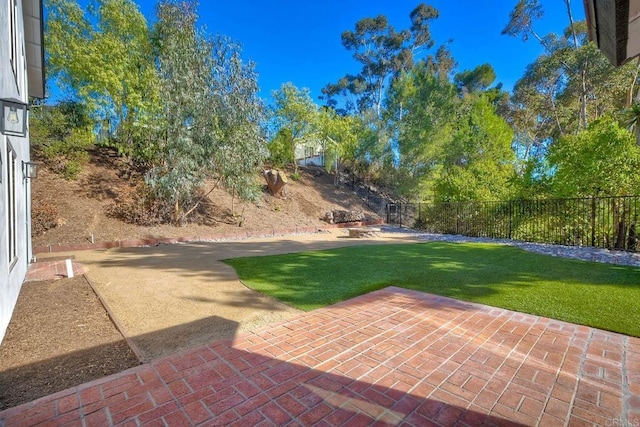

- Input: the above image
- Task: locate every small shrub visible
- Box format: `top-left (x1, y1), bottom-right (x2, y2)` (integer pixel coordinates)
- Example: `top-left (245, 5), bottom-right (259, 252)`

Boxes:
top-left (413, 218), bottom-right (428, 229)
top-left (32, 201), bottom-right (60, 236)
top-left (63, 160), bottom-right (83, 180)
top-left (290, 172), bottom-right (301, 181)
top-left (107, 183), bottom-right (173, 225)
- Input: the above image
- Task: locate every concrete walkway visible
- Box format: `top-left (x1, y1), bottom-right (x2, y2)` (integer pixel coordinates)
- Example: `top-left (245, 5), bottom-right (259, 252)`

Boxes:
top-left (1, 287), bottom-right (638, 426)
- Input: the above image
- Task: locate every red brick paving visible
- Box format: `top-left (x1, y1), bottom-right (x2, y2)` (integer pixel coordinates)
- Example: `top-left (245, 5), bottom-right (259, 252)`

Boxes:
top-left (1, 287), bottom-right (638, 426)
top-left (24, 259), bottom-right (86, 282)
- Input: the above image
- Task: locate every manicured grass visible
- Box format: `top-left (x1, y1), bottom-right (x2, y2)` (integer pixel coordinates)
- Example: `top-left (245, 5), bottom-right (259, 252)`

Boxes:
top-left (223, 242), bottom-right (640, 337)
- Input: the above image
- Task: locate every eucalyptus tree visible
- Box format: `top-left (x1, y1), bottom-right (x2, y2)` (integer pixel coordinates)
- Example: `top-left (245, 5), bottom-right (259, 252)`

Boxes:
top-left (503, 1), bottom-right (639, 143)
top-left (316, 108), bottom-right (362, 183)
top-left (269, 83), bottom-right (319, 174)
top-left (503, 0), bottom-right (589, 129)
top-left (148, 0), bottom-right (265, 224)
top-left (321, 3), bottom-right (439, 117)
top-left (46, 0), bottom-right (158, 157)
top-left (502, 0), bottom-right (640, 192)
top-left (387, 63), bottom-right (515, 201)
top-left (622, 101), bottom-right (640, 143)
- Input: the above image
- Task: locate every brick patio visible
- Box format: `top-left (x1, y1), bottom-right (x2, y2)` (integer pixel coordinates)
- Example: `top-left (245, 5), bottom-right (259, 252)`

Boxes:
top-left (1, 287), bottom-right (638, 426)
top-left (24, 259), bottom-right (86, 282)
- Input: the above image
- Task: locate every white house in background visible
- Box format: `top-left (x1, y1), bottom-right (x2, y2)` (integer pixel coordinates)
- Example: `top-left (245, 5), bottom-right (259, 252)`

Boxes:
top-left (0, 0), bottom-right (45, 344)
top-left (296, 142), bottom-right (325, 167)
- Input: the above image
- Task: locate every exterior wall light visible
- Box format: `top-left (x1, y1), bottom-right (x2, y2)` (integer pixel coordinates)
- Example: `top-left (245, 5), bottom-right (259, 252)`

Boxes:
top-left (23, 161), bottom-right (39, 179)
top-left (1, 99), bottom-right (28, 137)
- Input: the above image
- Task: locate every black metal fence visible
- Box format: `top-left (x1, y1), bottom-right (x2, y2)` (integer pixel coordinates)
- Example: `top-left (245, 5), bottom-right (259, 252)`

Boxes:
top-left (343, 176), bottom-right (391, 216)
top-left (386, 196), bottom-right (640, 252)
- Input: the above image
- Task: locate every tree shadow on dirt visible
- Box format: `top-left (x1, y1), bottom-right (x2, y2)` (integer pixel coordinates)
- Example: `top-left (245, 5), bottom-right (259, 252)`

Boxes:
top-left (79, 171), bottom-right (120, 200)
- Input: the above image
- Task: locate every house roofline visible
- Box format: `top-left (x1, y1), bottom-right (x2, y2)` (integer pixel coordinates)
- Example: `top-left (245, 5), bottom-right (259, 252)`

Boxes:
top-left (23, 0), bottom-right (45, 99)
top-left (584, 0), bottom-right (640, 66)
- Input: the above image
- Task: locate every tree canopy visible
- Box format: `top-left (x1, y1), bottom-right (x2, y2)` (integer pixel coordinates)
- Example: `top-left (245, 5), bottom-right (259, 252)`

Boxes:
top-left (46, 0), bottom-right (158, 156)
top-left (145, 0), bottom-right (265, 223)
top-left (548, 117), bottom-right (640, 197)
top-left (44, 0), bottom-right (266, 224)
top-left (321, 3), bottom-right (440, 117)
top-left (386, 63), bottom-right (515, 201)
top-left (41, 0), bottom-right (640, 228)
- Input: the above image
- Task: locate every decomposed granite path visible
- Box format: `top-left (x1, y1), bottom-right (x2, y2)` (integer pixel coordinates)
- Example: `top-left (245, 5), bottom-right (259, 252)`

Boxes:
top-left (40, 228), bottom-right (423, 360)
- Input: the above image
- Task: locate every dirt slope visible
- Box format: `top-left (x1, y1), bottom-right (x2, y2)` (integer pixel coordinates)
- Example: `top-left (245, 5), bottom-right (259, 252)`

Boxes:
top-left (32, 150), bottom-right (379, 247)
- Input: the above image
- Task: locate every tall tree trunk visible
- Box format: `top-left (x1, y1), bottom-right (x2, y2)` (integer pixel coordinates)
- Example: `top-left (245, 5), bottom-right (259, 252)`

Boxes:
top-left (290, 139), bottom-right (298, 174)
top-left (580, 68), bottom-right (588, 128)
top-left (231, 188), bottom-right (236, 218)
top-left (375, 80), bottom-right (384, 119)
top-left (550, 80), bottom-right (565, 136)
top-left (564, 0), bottom-right (588, 128)
top-left (626, 58), bottom-right (640, 145)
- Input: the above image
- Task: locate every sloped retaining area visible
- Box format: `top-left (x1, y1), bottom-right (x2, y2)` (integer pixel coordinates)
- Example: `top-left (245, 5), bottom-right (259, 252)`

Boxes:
top-left (33, 220), bottom-right (385, 254)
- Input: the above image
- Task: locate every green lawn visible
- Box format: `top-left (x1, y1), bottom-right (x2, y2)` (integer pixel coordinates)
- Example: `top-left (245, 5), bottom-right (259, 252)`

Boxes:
top-left (223, 242), bottom-right (640, 337)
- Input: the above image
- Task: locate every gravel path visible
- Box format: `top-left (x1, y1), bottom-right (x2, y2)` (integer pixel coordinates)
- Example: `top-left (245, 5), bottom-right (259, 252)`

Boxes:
top-left (381, 225), bottom-right (640, 267)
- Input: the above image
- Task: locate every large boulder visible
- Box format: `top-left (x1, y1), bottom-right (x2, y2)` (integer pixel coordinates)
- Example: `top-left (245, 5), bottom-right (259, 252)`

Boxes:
top-left (325, 210), bottom-right (365, 224)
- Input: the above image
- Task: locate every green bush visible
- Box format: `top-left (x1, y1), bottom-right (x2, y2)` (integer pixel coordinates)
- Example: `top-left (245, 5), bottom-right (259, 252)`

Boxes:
top-left (62, 160), bottom-right (83, 180)
top-left (30, 103), bottom-right (95, 180)
top-left (267, 128), bottom-right (294, 168)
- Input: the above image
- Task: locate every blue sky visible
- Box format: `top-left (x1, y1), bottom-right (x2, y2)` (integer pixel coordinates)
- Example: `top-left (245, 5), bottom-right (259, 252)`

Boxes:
top-left (87, 1), bottom-right (587, 103)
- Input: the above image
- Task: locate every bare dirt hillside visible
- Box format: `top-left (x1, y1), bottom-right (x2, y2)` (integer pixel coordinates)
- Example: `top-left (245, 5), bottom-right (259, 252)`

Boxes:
top-left (32, 149), bottom-right (380, 247)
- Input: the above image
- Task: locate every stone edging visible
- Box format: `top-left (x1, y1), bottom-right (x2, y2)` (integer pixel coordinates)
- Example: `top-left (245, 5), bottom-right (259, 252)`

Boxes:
top-left (33, 219), bottom-right (386, 254)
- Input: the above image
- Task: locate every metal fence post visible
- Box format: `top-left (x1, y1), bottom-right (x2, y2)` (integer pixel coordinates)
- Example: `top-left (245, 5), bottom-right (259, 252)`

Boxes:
top-left (507, 201), bottom-right (512, 239)
top-left (591, 196), bottom-right (596, 247)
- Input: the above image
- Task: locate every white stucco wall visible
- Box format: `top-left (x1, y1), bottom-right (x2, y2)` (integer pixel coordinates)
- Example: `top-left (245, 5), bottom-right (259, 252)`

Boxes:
top-left (295, 143), bottom-right (325, 167)
top-left (298, 154), bottom-right (325, 167)
top-left (0, 0), bottom-right (33, 344)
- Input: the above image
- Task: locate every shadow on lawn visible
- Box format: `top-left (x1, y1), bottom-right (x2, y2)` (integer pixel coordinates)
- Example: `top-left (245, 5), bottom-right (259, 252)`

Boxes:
top-left (223, 242), bottom-right (640, 303)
